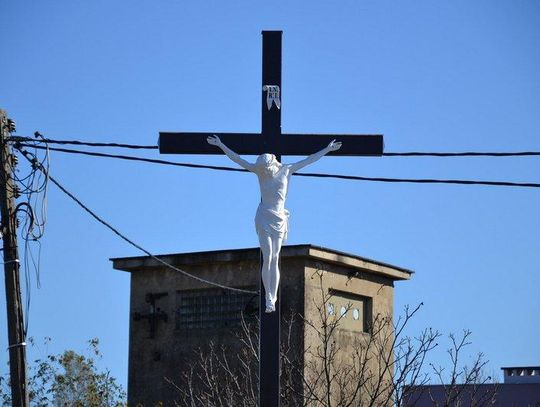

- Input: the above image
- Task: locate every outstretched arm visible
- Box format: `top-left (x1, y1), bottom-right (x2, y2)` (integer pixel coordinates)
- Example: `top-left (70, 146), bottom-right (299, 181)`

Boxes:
top-left (288, 140), bottom-right (342, 173)
top-left (207, 135), bottom-right (256, 172)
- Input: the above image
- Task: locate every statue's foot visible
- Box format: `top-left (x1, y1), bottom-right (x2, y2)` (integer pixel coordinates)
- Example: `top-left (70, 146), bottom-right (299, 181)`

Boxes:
top-left (265, 293), bottom-right (274, 311)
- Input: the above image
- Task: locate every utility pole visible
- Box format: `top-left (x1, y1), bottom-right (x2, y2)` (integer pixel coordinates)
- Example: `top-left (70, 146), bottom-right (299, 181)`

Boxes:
top-left (0, 109), bottom-right (29, 406)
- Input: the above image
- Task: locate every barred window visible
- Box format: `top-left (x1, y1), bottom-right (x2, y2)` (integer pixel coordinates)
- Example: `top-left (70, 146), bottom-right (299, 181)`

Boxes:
top-left (176, 288), bottom-right (258, 333)
top-left (328, 289), bottom-right (373, 333)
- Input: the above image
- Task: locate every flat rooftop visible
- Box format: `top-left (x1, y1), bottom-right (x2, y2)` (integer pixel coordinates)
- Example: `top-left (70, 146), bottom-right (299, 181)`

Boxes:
top-left (111, 244), bottom-right (413, 281)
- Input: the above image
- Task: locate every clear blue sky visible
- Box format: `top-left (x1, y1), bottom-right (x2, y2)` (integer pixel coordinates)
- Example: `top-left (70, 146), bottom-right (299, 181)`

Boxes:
top-left (1, 0), bottom-right (539, 388)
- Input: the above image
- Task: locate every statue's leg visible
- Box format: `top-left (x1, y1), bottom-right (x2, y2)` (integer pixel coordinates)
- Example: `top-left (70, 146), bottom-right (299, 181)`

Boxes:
top-left (258, 232), bottom-right (274, 309)
top-left (269, 236), bottom-right (283, 306)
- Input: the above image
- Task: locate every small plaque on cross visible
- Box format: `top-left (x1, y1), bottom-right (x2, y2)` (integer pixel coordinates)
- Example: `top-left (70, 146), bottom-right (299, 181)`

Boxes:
top-left (263, 85), bottom-right (281, 110)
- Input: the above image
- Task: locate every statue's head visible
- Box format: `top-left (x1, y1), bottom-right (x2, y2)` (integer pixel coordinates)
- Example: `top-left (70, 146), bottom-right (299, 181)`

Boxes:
top-left (256, 153), bottom-right (278, 168)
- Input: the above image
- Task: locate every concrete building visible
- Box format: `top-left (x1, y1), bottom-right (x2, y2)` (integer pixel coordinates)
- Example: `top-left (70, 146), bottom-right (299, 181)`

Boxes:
top-left (406, 366), bottom-right (540, 406)
top-left (111, 244), bottom-right (412, 406)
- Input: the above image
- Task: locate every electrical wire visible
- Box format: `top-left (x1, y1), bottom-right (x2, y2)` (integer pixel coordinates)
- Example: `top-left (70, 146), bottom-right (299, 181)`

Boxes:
top-left (16, 143), bottom-right (540, 189)
top-left (383, 151), bottom-right (540, 157)
top-left (7, 134), bottom-right (539, 321)
top-left (6, 136), bottom-right (50, 336)
top-left (293, 172), bottom-right (540, 188)
top-left (6, 133), bottom-right (540, 330)
top-left (9, 135), bottom-right (157, 150)
top-left (15, 146), bottom-right (258, 295)
top-left (17, 143), bottom-right (246, 173)
top-left (9, 135), bottom-right (540, 156)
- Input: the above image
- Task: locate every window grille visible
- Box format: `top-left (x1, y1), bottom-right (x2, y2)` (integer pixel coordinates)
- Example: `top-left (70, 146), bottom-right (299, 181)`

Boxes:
top-left (176, 288), bottom-right (258, 333)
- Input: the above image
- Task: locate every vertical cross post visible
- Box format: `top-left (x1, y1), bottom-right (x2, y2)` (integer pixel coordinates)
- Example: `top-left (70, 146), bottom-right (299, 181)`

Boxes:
top-left (259, 30), bottom-right (282, 407)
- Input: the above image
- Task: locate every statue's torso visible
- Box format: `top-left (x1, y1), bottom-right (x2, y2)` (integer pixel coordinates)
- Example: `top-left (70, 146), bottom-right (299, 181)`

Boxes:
top-left (256, 165), bottom-right (290, 212)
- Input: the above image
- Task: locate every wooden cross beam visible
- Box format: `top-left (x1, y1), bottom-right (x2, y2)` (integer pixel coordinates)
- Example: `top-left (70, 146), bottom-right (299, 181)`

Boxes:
top-left (159, 132), bottom-right (383, 156)
top-left (158, 31), bottom-right (384, 407)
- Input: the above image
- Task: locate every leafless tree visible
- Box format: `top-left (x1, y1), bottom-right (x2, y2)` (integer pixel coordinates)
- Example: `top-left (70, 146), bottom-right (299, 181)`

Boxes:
top-left (165, 315), bottom-right (259, 407)
top-left (168, 271), bottom-right (493, 406)
top-left (281, 270), bottom-right (440, 407)
top-left (424, 330), bottom-right (498, 407)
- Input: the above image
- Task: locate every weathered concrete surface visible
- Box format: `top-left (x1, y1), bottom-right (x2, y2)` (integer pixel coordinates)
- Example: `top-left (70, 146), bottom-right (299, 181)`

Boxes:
top-left (111, 244), bottom-right (412, 406)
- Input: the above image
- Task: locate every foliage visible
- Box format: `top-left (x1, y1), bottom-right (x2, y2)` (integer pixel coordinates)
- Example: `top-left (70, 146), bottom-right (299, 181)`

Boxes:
top-left (0, 338), bottom-right (126, 407)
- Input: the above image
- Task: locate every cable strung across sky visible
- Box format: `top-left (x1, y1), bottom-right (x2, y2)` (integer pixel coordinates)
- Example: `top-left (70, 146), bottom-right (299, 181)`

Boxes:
top-left (15, 143), bottom-right (540, 189)
top-left (10, 135), bottom-right (158, 150)
top-left (8, 135), bottom-right (540, 157)
top-left (383, 151), bottom-right (540, 157)
top-left (14, 146), bottom-right (258, 295)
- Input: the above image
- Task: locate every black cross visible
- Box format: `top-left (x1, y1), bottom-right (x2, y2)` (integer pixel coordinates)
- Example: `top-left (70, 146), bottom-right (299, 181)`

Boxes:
top-left (158, 31), bottom-right (383, 407)
top-left (133, 292), bottom-right (168, 339)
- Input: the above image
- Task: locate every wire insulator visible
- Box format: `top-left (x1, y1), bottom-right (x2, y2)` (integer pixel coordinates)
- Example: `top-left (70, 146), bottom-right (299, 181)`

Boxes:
top-left (12, 184), bottom-right (21, 199)
top-left (7, 119), bottom-right (16, 133)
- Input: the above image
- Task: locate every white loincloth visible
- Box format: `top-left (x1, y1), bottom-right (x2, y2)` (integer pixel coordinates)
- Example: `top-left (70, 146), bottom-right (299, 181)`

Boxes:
top-left (255, 204), bottom-right (290, 241)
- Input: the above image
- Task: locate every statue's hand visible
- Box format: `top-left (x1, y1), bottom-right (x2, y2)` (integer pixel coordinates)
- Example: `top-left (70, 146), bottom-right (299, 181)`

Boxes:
top-left (328, 139), bottom-right (342, 152)
top-left (207, 135), bottom-right (222, 147)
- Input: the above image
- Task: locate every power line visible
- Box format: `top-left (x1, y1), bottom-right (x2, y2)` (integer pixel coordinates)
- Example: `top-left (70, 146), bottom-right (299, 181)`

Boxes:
top-left (17, 143), bottom-right (247, 172)
top-left (9, 135), bottom-right (540, 156)
top-left (383, 151), bottom-right (540, 157)
top-left (294, 172), bottom-right (540, 188)
top-left (9, 135), bottom-right (158, 150)
top-left (15, 147), bottom-right (258, 295)
top-left (16, 143), bottom-right (540, 189)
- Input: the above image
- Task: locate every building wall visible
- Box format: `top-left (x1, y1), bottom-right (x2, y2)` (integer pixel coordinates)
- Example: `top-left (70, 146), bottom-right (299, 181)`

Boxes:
top-left (127, 255), bottom-right (308, 406)
top-left (128, 257), bottom-right (260, 405)
top-left (406, 383), bottom-right (540, 406)
top-left (303, 260), bottom-right (395, 406)
top-left (116, 246), bottom-right (410, 406)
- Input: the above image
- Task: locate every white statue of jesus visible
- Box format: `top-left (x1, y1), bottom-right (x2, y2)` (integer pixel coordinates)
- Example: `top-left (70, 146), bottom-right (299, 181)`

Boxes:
top-left (207, 135), bottom-right (342, 312)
